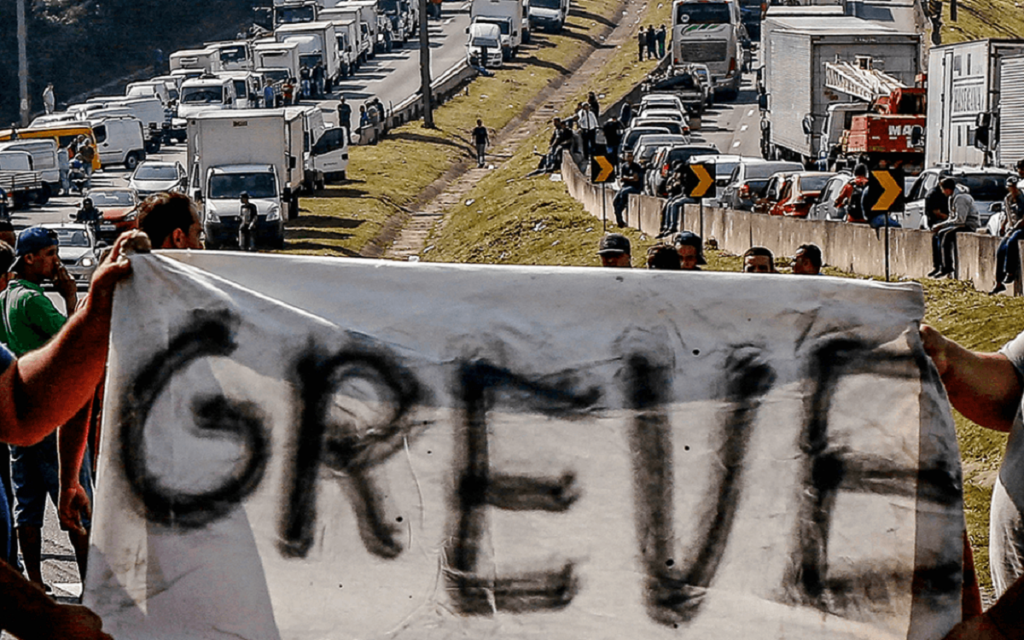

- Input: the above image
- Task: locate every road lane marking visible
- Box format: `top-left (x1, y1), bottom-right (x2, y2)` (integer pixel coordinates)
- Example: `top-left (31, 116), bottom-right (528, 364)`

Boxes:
top-left (732, 140), bottom-right (741, 148)
top-left (746, 109), bottom-right (754, 117)
top-left (740, 124), bottom-right (748, 132)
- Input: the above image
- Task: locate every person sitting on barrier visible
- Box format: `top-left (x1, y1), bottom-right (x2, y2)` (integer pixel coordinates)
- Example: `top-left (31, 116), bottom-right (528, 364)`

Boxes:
top-left (597, 233), bottom-right (631, 268)
top-left (992, 176), bottom-right (1024, 294)
top-left (742, 246), bottom-right (776, 274)
top-left (613, 150), bottom-right (643, 229)
top-left (543, 117), bottom-right (575, 172)
top-left (673, 231), bottom-right (706, 271)
top-left (658, 161), bottom-right (696, 237)
top-left (929, 178), bottom-right (980, 279)
top-left (835, 164), bottom-right (870, 224)
top-left (646, 243), bottom-right (681, 270)
top-left (791, 243), bottom-right (822, 275)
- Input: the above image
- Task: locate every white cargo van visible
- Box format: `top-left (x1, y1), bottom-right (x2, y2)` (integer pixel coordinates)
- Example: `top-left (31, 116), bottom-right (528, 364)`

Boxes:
top-left (88, 115), bottom-right (148, 171)
top-left (466, 22), bottom-right (503, 68)
top-left (215, 71), bottom-right (263, 109)
top-left (85, 96), bottom-right (168, 152)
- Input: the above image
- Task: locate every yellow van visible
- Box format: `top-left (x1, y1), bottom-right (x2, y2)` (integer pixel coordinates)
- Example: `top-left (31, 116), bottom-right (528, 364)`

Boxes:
top-left (0, 122), bottom-right (101, 171)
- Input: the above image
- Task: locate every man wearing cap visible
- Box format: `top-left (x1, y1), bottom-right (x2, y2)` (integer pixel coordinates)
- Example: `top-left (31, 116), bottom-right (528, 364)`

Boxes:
top-left (0, 227), bottom-right (92, 592)
top-left (992, 176), bottom-right (1024, 294)
top-left (673, 231), bottom-right (706, 271)
top-left (791, 243), bottom-right (823, 275)
top-left (598, 233), bottom-right (632, 268)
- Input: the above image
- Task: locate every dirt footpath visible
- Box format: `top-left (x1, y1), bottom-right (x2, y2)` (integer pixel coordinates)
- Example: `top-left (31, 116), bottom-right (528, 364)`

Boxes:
top-left (369, 1), bottom-right (651, 260)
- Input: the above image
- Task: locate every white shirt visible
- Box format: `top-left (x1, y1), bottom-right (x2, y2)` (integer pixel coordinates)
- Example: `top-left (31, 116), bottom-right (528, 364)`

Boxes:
top-left (576, 109), bottom-right (598, 131)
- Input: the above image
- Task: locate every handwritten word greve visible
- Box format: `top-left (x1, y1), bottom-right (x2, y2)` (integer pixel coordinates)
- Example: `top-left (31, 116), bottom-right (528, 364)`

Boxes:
top-left (117, 309), bottom-right (960, 625)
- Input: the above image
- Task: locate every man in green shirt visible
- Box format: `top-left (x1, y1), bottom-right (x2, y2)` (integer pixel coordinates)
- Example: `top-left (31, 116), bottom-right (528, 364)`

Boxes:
top-left (0, 226), bottom-right (86, 591)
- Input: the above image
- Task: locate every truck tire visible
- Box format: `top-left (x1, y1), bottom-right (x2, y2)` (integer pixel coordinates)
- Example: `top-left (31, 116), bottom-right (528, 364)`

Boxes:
top-left (145, 138), bottom-right (161, 154)
top-left (124, 151), bottom-right (141, 172)
top-left (31, 183), bottom-right (51, 206)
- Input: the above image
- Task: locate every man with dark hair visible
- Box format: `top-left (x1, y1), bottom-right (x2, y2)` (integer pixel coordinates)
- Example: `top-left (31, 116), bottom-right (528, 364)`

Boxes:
top-left (929, 177), bottom-right (980, 278)
top-left (598, 233), bottom-right (631, 268)
top-left (673, 231), bottom-right (706, 271)
top-left (0, 221), bottom-right (16, 249)
top-left (472, 118), bottom-right (490, 168)
top-left (138, 192), bottom-right (205, 250)
top-left (835, 164), bottom-right (869, 223)
top-left (613, 150), bottom-right (643, 228)
top-left (792, 243), bottom-right (822, 275)
top-left (646, 243), bottom-right (681, 269)
top-left (742, 246), bottom-right (776, 273)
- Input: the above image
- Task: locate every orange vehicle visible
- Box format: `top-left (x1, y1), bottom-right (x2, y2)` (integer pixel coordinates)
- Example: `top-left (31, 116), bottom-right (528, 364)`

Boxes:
top-left (0, 122), bottom-right (101, 171)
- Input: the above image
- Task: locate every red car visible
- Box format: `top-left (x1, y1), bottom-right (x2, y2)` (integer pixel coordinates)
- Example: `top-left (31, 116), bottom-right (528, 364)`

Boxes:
top-left (84, 187), bottom-right (140, 244)
top-left (768, 172), bottom-right (834, 218)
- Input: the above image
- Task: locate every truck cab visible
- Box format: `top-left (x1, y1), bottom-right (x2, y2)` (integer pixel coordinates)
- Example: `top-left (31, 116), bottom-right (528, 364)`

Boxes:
top-left (321, 8), bottom-right (372, 63)
top-left (169, 48), bottom-right (223, 75)
top-left (819, 102), bottom-right (871, 169)
top-left (205, 40), bottom-right (254, 72)
top-left (253, 40), bottom-right (303, 84)
top-left (176, 76), bottom-right (239, 121)
top-left (274, 0), bottom-right (320, 27)
top-left (199, 164), bottom-right (286, 249)
top-left (466, 21), bottom-right (503, 68)
top-left (471, 0), bottom-right (523, 61)
top-left (275, 21), bottom-right (341, 91)
top-left (528, 0), bottom-right (569, 33)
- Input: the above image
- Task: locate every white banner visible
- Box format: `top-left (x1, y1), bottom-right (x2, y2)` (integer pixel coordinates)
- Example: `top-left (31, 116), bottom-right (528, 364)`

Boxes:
top-left (85, 253), bottom-right (963, 640)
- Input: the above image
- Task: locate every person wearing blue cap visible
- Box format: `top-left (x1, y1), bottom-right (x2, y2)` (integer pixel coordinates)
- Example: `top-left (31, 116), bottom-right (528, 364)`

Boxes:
top-left (1, 226), bottom-right (89, 593)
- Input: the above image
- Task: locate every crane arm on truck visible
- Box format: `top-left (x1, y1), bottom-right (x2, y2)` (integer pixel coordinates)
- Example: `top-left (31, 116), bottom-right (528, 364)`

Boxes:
top-left (824, 59), bottom-right (907, 104)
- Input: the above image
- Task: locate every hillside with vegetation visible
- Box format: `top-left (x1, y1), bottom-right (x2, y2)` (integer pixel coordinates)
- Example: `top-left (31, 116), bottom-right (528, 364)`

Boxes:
top-left (0, 0), bottom-right (253, 125)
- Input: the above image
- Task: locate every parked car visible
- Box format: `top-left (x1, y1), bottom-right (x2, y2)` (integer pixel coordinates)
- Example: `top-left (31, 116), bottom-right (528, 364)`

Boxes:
top-left (633, 134), bottom-right (691, 169)
top-left (690, 64), bottom-right (715, 107)
top-left (901, 166), bottom-right (1014, 232)
top-left (720, 160), bottom-right (803, 211)
top-left (808, 172), bottom-right (853, 221)
top-left (42, 223), bottom-right (100, 285)
top-left (638, 93), bottom-right (687, 115)
top-left (629, 117), bottom-right (689, 137)
top-left (128, 160), bottom-right (187, 197)
top-left (635, 108), bottom-right (686, 124)
top-left (645, 144), bottom-right (721, 196)
top-left (752, 171), bottom-right (798, 214)
top-left (620, 126), bottom-right (671, 155)
top-left (768, 171), bottom-right (834, 218)
top-left (85, 187), bottom-right (140, 244)
top-left (642, 72), bottom-right (708, 115)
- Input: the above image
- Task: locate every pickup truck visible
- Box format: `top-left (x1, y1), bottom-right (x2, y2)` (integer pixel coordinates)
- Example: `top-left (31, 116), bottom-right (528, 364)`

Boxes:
top-left (0, 169), bottom-right (45, 209)
top-left (642, 66), bottom-right (710, 115)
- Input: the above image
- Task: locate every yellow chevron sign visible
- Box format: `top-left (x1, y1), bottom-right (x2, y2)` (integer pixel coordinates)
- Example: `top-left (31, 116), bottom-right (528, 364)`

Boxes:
top-left (871, 170), bottom-right (903, 212)
top-left (686, 163), bottom-right (715, 198)
top-left (591, 155), bottom-right (616, 183)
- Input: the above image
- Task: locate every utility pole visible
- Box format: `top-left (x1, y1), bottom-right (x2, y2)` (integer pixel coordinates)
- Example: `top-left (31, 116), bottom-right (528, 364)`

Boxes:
top-left (418, 0), bottom-right (434, 128)
top-left (17, 0), bottom-right (29, 126)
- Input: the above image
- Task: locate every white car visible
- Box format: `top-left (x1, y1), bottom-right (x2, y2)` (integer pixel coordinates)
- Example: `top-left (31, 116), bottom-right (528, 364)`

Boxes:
top-left (42, 223), bottom-right (100, 286)
top-left (128, 160), bottom-right (187, 197)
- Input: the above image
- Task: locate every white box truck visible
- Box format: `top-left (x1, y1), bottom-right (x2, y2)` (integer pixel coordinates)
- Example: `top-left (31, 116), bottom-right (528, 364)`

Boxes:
top-left (999, 54), bottom-right (1024, 167)
top-left (528, 0), bottom-right (568, 33)
top-left (926, 39), bottom-right (1024, 168)
top-left (333, 2), bottom-right (380, 58)
top-left (275, 21), bottom-right (342, 91)
top-left (470, 0), bottom-right (523, 61)
top-left (254, 40), bottom-right (303, 82)
top-left (205, 40), bottom-right (254, 72)
top-left (284, 105), bottom-right (349, 183)
top-left (186, 110), bottom-right (305, 248)
top-left (321, 8), bottom-right (372, 64)
top-left (169, 48), bottom-right (223, 74)
top-left (274, 0), bottom-right (320, 27)
top-left (331, 19), bottom-right (358, 75)
top-left (759, 14), bottom-right (920, 165)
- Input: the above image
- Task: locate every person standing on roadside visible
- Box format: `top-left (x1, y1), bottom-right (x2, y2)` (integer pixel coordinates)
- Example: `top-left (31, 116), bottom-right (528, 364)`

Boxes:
top-left (42, 84), bottom-right (55, 115)
top-left (472, 119), bottom-right (490, 168)
top-left (601, 114), bottom-right (624, 163)
top-left (263, 83), bottom-right (275, 109)
top-left (656, 24), bottom-right (667, 58)
top-left (587, 91), bottom-right (600, 119)
top-left (57, 145), bottom-right (70, 197)
top-left (646, 25), bottom-right (657, 60)
top-left (238, 192), bottom-right (257, 252)
top-left (575, 102), bottom-right (598, 159)
top-left (638, 29), bottom-right (645, 61)
top-left (338, 96), bottom-right (353, 143)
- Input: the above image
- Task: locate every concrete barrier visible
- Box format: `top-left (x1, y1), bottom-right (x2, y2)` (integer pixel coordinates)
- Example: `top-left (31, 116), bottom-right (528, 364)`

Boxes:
top-left (561, 152), bottom-right (1024, 293)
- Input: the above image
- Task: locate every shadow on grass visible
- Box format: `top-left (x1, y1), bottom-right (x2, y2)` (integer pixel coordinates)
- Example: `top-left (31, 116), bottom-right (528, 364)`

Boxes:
top-left (311, 186), bottom-right (370, 198)
top-left (387, 130), bottom-right (472, 152)
top-left (287, 228), bottom-right (356, 241)
top-left (283, 240), bottom-right (361, 255)
top-left (289, 214), bottom-right (366, 229)
top-left (519, 56), bottom-right (569, 75)
top-left (561, 24), bottom-right (611, 49)
top-left (568, 8), bottom-right (617, 28)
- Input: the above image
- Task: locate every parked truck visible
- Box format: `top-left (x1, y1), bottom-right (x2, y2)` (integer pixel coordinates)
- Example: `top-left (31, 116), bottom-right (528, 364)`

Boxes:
top-left (378, 0), bottom-right (414, 43)
top-left (528, 0), bottom-right (569, 33)
top-left (186, 110), bottom-right (305, 248)
top-left (82, 95), bottom-right (169, 152)
top-left (253, 40), bottom-right (303, 83)
top-left (169, 48), bottom-right (223, 74)
top-left (275, 21), bottom-right (342, 92)
top-left (331, 2), bottom-right (381, 58)
top-left (274, 0), bottom-right (320, 27)
top-left (321, 8), bottom-right (372, 64)
top-left (0, 151), bottom-right (46, 208)
top-left (284, 105), bottom-right (349, 183)
top-left (759, 13), bottom-right (920, 165)
top-left (999, 54), bottom-right (1024, 167)
top-left (471, 0), bottom-right (524, 61)
top-left (205, 40), bottom-right (255, 72)
top-left (926, 39), bottom-right (1024, 168)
